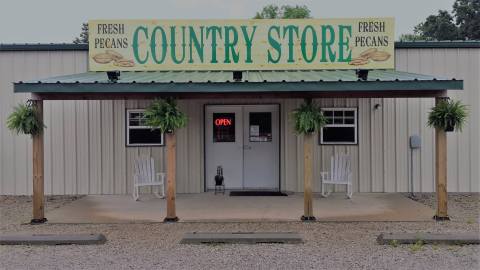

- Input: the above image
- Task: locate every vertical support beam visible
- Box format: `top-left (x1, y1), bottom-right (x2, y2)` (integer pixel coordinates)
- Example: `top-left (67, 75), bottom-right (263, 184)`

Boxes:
top-left (301, 133), bottom-right (315, 221)
top-left (434, 97), bottom-right (449, 221)
top-left (164, 132), bottom-right (178, 222)
top-left (31, 99), bottom-right (46, 224)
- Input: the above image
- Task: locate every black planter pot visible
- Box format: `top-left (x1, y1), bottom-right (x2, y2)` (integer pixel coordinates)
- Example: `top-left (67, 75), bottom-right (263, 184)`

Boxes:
top-left (445, 120), bottom-right (455, 132)
top-left (214, 175), bottom-right (224, 186)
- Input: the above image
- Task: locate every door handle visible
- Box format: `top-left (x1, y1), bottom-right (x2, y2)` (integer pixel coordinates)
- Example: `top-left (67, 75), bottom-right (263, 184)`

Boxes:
top-left (243, 145), bottom-right (252, 150)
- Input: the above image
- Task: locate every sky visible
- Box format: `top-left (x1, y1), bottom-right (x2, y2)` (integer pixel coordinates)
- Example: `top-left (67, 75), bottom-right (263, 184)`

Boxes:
top-left (0, 0), bottom-right (455, 43)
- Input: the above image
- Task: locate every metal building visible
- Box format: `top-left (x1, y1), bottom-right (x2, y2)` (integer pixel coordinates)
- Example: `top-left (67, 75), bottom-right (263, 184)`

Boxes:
top-left (0, 42), bottom-right (479, 196)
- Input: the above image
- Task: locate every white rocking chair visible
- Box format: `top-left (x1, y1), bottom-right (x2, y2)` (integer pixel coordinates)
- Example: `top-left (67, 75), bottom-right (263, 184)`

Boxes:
top-left (321, 154), bottom-right (353, 199)
top-left (133, 156), bottom-right (165, 201)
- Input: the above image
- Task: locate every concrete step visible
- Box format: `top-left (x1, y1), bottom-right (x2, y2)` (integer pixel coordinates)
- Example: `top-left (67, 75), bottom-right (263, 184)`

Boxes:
top-left (180, 232), bottom-right (303, 244)
top-left (377, 232), bottom-right (480, 245)
top-left (0, 233), bottom-right (107, 245)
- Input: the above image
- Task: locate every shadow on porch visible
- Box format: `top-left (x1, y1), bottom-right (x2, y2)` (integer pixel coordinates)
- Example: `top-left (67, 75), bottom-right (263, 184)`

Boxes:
top-left (44, 193), bottom-right (434, 223)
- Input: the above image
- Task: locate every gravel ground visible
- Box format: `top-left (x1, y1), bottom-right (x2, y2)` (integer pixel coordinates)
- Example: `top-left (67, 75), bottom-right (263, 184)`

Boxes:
top-left (1, 193), bottom-right (479, 270)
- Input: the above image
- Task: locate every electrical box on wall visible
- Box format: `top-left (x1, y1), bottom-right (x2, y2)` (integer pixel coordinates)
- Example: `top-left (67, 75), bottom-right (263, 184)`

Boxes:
top-left (409, 135), bottom-right (421, 149)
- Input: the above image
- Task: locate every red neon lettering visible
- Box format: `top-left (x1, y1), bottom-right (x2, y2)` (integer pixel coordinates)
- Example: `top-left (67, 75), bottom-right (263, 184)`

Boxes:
top-left (215, 118), bottom-right (232, 126)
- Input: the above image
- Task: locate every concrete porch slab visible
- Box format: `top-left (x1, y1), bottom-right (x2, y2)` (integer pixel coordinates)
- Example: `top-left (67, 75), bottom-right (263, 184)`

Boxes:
top-left (45, 193), bottom-right (434, 223)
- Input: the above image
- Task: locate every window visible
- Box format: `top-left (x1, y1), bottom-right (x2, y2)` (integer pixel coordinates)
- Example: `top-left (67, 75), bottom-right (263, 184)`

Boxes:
top-left (249, 112), bottom-right (272, 142)
top-left (213, 113), bottom-right (235, 142)
top-left (320, 108), bottom-right (357, 144)
top-left (126, 109), bottom-right (164, 146)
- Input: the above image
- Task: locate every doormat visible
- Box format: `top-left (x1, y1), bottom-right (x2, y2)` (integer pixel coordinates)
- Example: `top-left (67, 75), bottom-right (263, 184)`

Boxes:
top-left (229, 191), bottom-right (288, 196)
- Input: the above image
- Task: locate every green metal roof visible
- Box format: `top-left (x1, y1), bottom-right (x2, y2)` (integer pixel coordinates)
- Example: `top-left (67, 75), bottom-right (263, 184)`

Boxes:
top-left (2, 41), bottom-right (479, 51)
top-left (14, 70), bottom-right (462, 94)
top-left (395, 40), bottom-right (480, 49)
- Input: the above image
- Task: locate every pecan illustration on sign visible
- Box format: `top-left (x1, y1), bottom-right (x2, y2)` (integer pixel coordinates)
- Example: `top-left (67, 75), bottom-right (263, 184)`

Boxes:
top-left (349, 48), bottom-right (391, 66)
top-left (92, 53), bottom-right (114, 64)
top-left (359, 48), bottom-right (377, 58)
top-left (92, 50), bottom-right (135, 67)
top-left (113, 59), bottom-right (135, 67)
top-left (106, 50), bottom-right (123, 60)
top-left (349, 57), bottom-right (369, 66)
top-left (369, 51), bottom-right (390, 61)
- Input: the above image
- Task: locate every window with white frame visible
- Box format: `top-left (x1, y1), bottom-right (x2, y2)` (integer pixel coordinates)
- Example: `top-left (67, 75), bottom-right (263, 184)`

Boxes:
top-left (320, 108), bottom-right (357, 144)
top-left (126, 109), bottom-right (164, 146)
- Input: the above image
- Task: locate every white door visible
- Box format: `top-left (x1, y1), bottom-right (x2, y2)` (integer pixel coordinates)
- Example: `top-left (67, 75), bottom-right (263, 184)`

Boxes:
top-left (205, 105), bottom-right (244, 189)
top-left (243, 105), bottom-right (279, 189)
top-left (205, 105), bottom-right (279, 190)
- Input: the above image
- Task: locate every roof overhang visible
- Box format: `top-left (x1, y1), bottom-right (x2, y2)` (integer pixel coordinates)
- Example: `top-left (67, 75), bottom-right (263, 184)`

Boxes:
top-left (14, 70), bottom-right (462, 100)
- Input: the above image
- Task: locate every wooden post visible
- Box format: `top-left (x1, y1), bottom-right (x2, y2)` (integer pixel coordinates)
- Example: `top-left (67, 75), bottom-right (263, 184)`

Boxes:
top-left (434, 97), bottom-right (449, 220)
top-left (164, 132), bottom-right (178, 222)
top-left (301, 133), bottom-right (315, 221)
top-left (31, 100), bottom-right (46, 224)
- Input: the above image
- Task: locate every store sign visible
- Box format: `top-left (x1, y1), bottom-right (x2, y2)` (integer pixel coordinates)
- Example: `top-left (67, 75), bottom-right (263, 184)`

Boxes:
top-left (88, 18), bottom-right (394, 71)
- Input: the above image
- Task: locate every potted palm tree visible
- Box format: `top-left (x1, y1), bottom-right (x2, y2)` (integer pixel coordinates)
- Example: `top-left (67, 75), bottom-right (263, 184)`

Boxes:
top-left (292, 99), bottom-right (327, 221)
top-left (6, 101), bottom-right (45, 136)
top-left (427, 99), bottom-right (468, 132)
top-left (144, 98), bottom-right (187, 222)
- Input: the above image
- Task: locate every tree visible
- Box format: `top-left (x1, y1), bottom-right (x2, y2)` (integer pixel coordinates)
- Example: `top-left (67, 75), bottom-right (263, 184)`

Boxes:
top-left (399, 0), bottom-right (479, 41)
top-left (414, 10), bottom-right (461, 40)
top-left (254, 4), bottom-right (280, 19)
top-left (254, 4), bottom-right (311, 19)
top-left (282, 5), bottom-right (312, 19)
top-left (453, 0), bottom-right (480, 39)
top-left (398, 33), bottom-right (424, 42)
top-left (73, 23), bottom-right (88, 44)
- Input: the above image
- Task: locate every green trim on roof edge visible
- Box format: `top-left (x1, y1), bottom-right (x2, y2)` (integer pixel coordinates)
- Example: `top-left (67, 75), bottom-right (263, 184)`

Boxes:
top-left (1, 41), bottom-right (479, 52)
top-left (14, 80), bottom-right (463, 93)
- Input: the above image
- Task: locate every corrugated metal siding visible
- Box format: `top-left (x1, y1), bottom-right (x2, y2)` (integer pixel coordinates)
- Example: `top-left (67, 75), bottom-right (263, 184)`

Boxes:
top-left (0, 48), bottom-right (478, 195)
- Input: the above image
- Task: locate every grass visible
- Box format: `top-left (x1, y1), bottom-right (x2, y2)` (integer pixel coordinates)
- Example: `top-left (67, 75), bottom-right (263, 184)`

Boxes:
top-left (388, 239), bottom-right (399, 247)
top-left (409, 239), bottom-right (424, 252)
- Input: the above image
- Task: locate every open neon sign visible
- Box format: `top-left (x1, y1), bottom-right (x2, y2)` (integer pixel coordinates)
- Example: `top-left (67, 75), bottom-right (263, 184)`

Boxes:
top-left (215, 118), bottom-right (232, 126)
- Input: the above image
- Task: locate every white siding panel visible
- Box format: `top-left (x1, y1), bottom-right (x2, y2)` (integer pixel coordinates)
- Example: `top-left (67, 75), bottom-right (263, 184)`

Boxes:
top-left (383, 98), bottom-right (396, 192)
top-left (395, 98), bottom-right (409, 192)
top-left (113, 100), bottom-right (127, 194)
top-left (12, 52), bottom-right (29, 195)
top-left (472, 50), bottom-right (480, 192)
top-left (64, 100), bottom-right (77, 194)
top-left (371, 98), bottom-right (384, 192)
top-left (88, 101), bottom-right (102, 194)
top-left (51, 101), bottom-right (65, 194)
top-left (76, 100), bottom-right (90, 194)
top-left (283, 99), bottom-right (299, 192)
top-left (101, 100), bottom-right (114, 194)
top-left (456, 49), bottom-right (472, 192)
top-left (1, 52), bottom-right (16, 194)
top-left (358, 99), bottom-right (372, 192)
